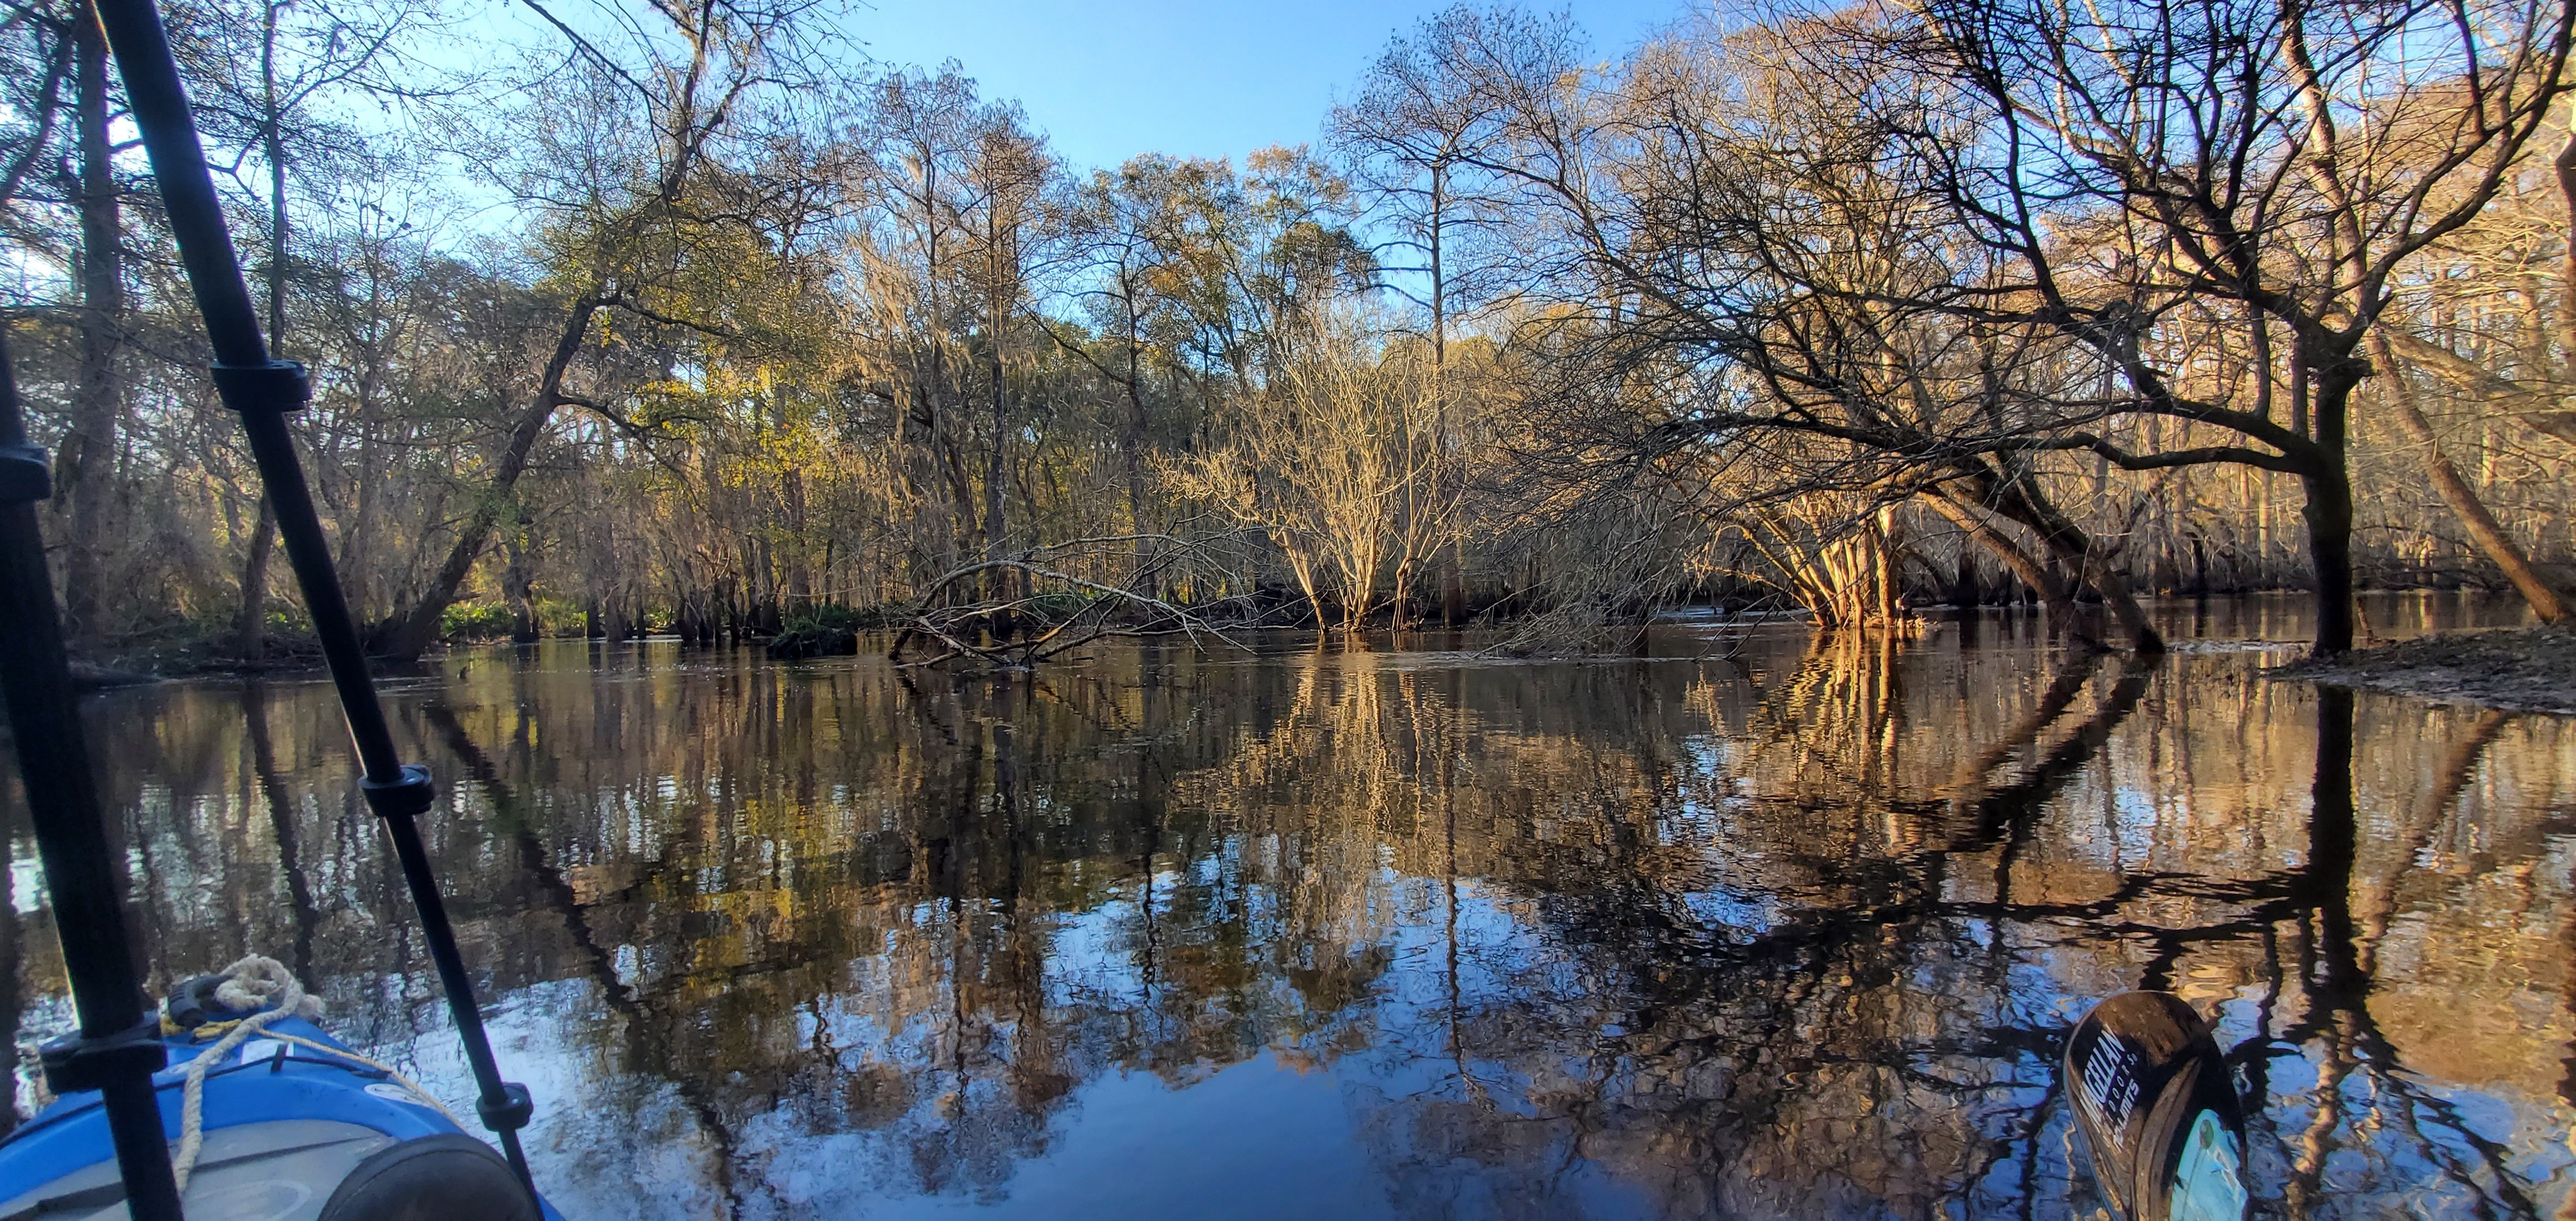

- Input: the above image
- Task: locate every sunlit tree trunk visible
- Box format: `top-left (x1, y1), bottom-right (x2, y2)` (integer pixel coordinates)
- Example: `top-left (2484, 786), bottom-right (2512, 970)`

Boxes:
top-left (2368, 332), bottom-right (2565, 623)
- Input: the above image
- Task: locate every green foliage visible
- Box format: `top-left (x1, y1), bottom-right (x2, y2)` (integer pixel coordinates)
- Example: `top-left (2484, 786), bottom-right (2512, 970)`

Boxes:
top-left (533, 598), bottom-right (588, 637)
top-left (441, 602), bottom-right (515, 641)
top-left (783, 603), bottom-right (900, 633)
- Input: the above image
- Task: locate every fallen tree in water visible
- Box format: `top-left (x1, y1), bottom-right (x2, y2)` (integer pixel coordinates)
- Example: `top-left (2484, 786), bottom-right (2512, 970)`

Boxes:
top-left (883, 532), bottom-right (1268, 669)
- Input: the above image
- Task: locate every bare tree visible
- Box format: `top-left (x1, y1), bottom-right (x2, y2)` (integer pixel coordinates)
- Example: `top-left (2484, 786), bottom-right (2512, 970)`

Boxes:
top-left (1434, 0), bottom-right (2570, 653)
top-left (1172, 318), bottom-right (1446, 633)
top-left (370, 0), bottom-right (839, 658)
top-left (187, 0), bottom-right (433, 658)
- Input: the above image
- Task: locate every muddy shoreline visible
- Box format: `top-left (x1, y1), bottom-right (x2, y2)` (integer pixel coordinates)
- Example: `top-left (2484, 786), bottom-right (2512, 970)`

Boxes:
top-left (2280, 626), bottom-right (2576, 716)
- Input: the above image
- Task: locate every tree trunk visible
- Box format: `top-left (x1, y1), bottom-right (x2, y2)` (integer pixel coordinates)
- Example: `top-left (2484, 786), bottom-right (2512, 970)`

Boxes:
top-left (373, 296), bottom-right (598, 659)
top-left (234, 500), bottom-right (276, 659)
top-left (1950, 541), bottom-right (1982, 607)
top-left (984, 343), bottom-right (1010, 605)
top-left (503, 529), bottom-right (536, 643)
top-left (2555, 131), bottom-right (2576, 366)
top-left (1120, 310), bottom-right (1157, 598)
top-left (1428, 168), bottom-right (1469, 630)
top-left (2068, 546), bottom-right (2162, 654)
top-left (1870, 507), bottom-right (1900, 626)
top-left (238, 15), bottom-right (292, 662)
top-left (2302, 378), bottom-right (2360, 656)
top-left (59, 5), bottom-right (122, 642)
top-left (1283, 542), bottom-right (1326, 631)
top-left (2369, 333), bottom-right (2565, 622)
top-left (1990, 476), bottom-right (2161, 651)
top-left (1922, 489), bottom-right (2080, 624)
top-left (1441, 535), bottom-right (1465, 626)
top-left (1948, 460), bottom-right (2162, 652)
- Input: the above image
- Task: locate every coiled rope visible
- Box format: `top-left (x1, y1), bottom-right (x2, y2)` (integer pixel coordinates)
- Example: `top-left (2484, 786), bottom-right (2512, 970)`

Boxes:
top-left (164, 955), bottom-right (459, 1191)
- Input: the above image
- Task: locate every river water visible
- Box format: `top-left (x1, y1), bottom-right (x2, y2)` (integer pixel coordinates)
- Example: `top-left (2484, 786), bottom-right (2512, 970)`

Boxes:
top-left (5, 593), bottom-right (2572, 1219)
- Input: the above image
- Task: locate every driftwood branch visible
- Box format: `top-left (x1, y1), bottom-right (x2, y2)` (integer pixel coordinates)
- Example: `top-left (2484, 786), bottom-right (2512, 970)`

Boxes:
top-left (887, 531), bottom-right (1274, 669)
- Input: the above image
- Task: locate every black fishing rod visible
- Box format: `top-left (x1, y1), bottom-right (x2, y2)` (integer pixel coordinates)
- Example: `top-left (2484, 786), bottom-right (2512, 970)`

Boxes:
top-left (88, 0), bottom-right (538, 1197)
top-left (0, 332), bottom-right (184, 1220)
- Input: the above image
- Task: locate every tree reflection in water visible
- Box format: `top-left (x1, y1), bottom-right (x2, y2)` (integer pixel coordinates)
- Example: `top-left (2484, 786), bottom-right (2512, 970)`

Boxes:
top-left (7, 611), bottom-right (2575, 1219)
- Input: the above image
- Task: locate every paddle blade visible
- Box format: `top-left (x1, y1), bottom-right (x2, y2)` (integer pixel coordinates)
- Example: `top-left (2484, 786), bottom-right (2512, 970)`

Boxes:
top-left (2063, 991), bottom-right (2250, 1221)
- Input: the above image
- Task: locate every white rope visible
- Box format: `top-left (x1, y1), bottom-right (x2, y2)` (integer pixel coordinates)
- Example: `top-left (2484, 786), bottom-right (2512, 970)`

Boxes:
top-left (166, 954), bottom-right (322, 1192)
top-left (163, 955), bottom-right (470, 1194)
top-left (256, 1030), bottom-right (465, 1128)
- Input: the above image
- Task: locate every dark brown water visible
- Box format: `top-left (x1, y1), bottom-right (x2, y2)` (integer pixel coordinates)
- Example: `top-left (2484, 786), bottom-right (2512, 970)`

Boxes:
top-left (6, 593), bottom-right (2573, 1219)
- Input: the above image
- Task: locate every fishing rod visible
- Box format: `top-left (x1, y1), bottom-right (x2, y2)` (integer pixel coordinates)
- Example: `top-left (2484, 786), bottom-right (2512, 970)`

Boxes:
top-left (88, 0), bottom-right (539, 1196)
top-left (0, 332), bottom-right (184, 1220)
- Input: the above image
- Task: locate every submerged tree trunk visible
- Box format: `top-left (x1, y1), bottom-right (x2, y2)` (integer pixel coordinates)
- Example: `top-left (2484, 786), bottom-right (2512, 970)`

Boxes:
top-left (503, 528), bottom-right (537, 643)
top-left (1924, 490), bottom-right (2072, 616)
top-left (1949, 539), bottom-right (1983, 607)
top-left (2303, 372), bottom-right (2361, 656)
top-left (1993, 475), bottom-right (2162, 654)
top-left (1940, 461), bottom-right (2160, 652)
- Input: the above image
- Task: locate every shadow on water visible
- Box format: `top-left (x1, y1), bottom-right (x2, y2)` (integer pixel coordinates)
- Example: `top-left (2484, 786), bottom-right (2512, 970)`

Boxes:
top-left (418, 699), bottom-right (750, 1221)
top-left (242, 683), bottom-right (320, 980)
top-left (3, 599), bottom-right (2573, 1219)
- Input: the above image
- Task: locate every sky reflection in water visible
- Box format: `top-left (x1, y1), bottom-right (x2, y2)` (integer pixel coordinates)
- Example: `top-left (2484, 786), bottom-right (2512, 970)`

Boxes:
top-left (6, 593), bottom-right (2574, 1219)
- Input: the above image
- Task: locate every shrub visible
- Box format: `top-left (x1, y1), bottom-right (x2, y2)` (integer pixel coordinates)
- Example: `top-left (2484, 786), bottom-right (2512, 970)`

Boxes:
top-left (441, 602), bottom-right (514, 641)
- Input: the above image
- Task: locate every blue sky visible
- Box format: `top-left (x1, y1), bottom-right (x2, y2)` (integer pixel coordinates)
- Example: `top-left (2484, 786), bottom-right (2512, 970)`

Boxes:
top-left (851, 1), bottom-right (1694, 173)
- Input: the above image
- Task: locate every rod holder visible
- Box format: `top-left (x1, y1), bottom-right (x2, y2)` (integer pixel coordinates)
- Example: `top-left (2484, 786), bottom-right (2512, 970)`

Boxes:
top-left (210, 359), bottom-right (310, 414)
top-left (357, 765), bottom-right (437, 820)
top-left (0, 444), bottom-right (49, 502)
top-left (39, 1018), bottom-right (168, 1095)
top-left (478, 1082), bottom-right (536, 1134)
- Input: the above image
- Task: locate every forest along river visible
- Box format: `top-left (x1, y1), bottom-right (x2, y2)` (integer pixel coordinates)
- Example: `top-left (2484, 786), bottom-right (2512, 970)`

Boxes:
top-left (3, 593), bottom-right (2572, 1219)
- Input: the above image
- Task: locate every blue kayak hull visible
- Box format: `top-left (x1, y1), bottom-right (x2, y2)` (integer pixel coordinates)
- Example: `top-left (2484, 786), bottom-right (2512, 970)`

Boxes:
top-left (0, 1016), bottom-right (564, 1219)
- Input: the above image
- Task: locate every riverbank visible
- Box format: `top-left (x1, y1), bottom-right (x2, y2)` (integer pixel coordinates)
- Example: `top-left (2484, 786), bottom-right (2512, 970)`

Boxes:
top-left (2281, 626), bottom-right (2576, 715)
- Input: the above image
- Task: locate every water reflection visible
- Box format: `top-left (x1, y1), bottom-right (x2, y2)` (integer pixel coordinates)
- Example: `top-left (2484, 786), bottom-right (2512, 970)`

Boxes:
top-left (6, 604), bottom-right (2574, 1219)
